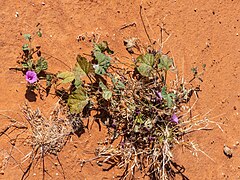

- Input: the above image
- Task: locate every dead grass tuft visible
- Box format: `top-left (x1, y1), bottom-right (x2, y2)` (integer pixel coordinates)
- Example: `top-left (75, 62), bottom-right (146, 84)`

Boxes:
top-left (21, 103), bottom-right (72, 179)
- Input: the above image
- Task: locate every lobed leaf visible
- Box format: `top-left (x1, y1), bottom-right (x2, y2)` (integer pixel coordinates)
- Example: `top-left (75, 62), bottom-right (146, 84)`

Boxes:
top-left (46, 74), bottom-right (52, 87)
top-left (67, 86), bottom-right (89, 114)
top-left (111, 76), bottom-right (125, 89)
top-left (137, 63), bottom-right (153, 77)
top-left (161, 86), bottom-right (176, 108)
top-left (57, 71), bottom-right (75, 84)
top-left (137, 53), bottom-right (155, 66)
top-left (158, 55), bottom-right (173, 71)
top-left (136, 53), bottom-right (155, 77)
top-left (102, 90), bottom-right (112, 100)
top-left (76, 55), bottom-right (93, 75)
top-left (94, 51), bottom-right (111, 75)
top-left (35, 57), bottom-right (48, 74)
top-left (99, 81), bottom-right (112, 100)
top-left (93, 41), bottom-right (114, 54)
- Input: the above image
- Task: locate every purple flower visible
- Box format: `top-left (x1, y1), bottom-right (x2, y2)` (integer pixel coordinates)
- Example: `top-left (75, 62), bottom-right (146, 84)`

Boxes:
top-left (148, 136), bottom-right (155, 141)
top-left (120, 141), bottom-right (125, 148)
top-left (155, 91), bottom-right (162, 103)
top-left (155, 91), bottom-right (162, 99)
top-left (171, 114), bottom-right (179, 124)
top-left (25, 70), bottom-right (38, 84)
top-left (135, 108), bottom-right (141, 115)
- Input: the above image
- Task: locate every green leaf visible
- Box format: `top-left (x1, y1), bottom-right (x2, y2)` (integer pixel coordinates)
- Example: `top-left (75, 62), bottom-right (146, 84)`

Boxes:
top-left (57, 71), bottom-right (75, 84)
top-left (111, 76), bottom-right (125, 89)
top-left (67, 86), bottom-right (89, 113)
top-left (94, 64), bottom-right (106, 75)
top-left (95, 52), bottom-right (111, 66)
top-left (137, 53), bottom-right (155, 66)
top-left (93, 41), bottom-right (114, 54)
top-left (161, 86), bottom-right (175, 108)
top-left (102, 90), bottom-right (112, 100)
top-left (135, 114), bottom-right (144, 124)
top-left (21, 60), bottom-right (33, 69)
top-left (76, 55), bottom-right (93, 75)
top-left (22, 44), bottom-right (30, 51)
top-left (46, 74), bottom-right (52, 87)
top-left (22, 62), bottom-right (29, 69)
top-left (137, 63), bottom-right (153, 77)
top-left (99, 81), bottom-right (107, 90)
top-left (94, 52), bottom-right (111, 75)
top-left (161, 86), bottom-right (167, 96)
top-left (27, 60), bottom-right (33, 69)
top-left (37, 31), bottom-right (42, 37)
top-left (191, 67), bottom-right (198, 74)
top-left (23, 34), bottom-right (31, 41)
top-left (74, 79), bottom-right (82, 88)
top-left (35, 57), bottom-right (48, 74)
top-left (158, 55), bottom-right (173, 71)
top-left (99, 81), bottom-right (112, 100)
top-left (73, 63), bottom-right (84, 87)
top-left (136, 53), bottom-right (155, 77)
top-left (202, 64), bottom-right (206, 69)
top-left (26, 60), bottom-right (33, 69)
top-left (116, 80), bottom-right (125, 89)
top-left (93, 42), bottom-right (112, 75)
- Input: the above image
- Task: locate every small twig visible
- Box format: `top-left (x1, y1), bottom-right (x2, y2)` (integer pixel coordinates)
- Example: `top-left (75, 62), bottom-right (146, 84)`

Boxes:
top-left (57, 156), bottom-right (66, 179)
top-left (42, 52), bottom-right (71, 70)
top-left (120, 22), bottom-right (136, 30)
top-left (139, 4), bottom-right (152, 44)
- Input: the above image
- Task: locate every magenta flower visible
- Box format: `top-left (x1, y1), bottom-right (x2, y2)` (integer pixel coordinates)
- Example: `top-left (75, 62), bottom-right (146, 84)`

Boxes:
top-left (171, 114), bottom-right (179, 124)
top-left (155, 91), bottom-right (163, 103)
top-left (155, 91), bottom-right (162, 99)
top-left (25, 70), bottom-right (38, 84)
top-left (135, 108), bottom-right (141, 115)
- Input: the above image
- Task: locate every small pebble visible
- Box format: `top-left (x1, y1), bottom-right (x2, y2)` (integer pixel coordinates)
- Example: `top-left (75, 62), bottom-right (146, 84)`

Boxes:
top-left (236, 33), bottom-right (239, 36)
top-left (15, 12), bottom-right (19, 18)
top-left (0, 170), bottom-right (4, 175)
top-left (223, 145), bottom-right (233, 158)
top-left (41, 2), bottom-right (45, 5)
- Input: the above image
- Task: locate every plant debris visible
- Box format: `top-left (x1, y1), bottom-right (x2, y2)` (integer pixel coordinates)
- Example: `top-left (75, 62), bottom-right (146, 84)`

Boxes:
top-left (123, 37), bottom-right (139, 54)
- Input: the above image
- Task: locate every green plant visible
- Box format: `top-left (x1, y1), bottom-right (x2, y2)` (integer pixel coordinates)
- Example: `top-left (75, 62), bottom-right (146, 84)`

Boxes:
top-left (10, 30), bottom-right (56, 99)
top-left (56, 41), bottom-right (115, 113)
top-left (72, 41), bottom-right (216, 179)
top-left (54, 41), bottom-right (201, 178)
top-left (12, 31), bottom-right (216, 179)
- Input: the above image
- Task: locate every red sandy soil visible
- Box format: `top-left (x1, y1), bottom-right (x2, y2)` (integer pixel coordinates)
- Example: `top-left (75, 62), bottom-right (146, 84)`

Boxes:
top-left (0, 0), bottom-right (240, 179)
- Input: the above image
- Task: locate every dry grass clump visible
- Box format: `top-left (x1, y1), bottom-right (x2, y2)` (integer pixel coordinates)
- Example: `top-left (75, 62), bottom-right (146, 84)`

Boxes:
top-left (21, 103), bottom-right (73, 179)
